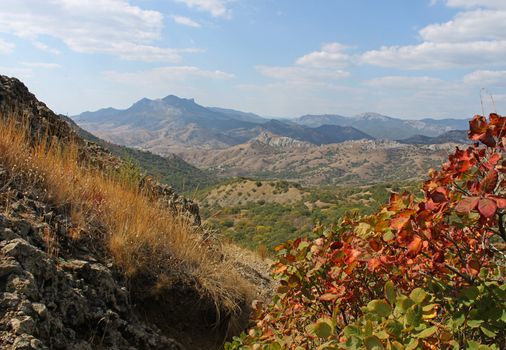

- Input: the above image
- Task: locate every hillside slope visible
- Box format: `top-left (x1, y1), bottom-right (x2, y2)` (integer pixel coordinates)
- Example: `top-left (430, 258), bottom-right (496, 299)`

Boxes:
top-left (63, 115), bottom-right (216, 192)
top-left (0, 75), bottom-right (272, 350)
top-left (180, 136), bottom-right (459, 185)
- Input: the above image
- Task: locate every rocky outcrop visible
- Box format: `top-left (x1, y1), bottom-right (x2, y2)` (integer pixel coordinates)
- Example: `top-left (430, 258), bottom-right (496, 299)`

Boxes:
top-left (0, 165), bottom-right (183, 349)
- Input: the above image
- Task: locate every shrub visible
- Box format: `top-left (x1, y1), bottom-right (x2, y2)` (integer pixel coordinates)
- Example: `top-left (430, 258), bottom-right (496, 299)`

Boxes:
top-left (226, 114), bottom-right (506, 349)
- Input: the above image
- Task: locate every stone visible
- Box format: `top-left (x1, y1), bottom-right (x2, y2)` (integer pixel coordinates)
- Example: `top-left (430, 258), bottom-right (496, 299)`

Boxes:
top-left (31, 303), bottom-right (48, 319)
top-left (9, 316), bottom-right (36, 335)
top-left (0, 227), bottom-right (19, 240)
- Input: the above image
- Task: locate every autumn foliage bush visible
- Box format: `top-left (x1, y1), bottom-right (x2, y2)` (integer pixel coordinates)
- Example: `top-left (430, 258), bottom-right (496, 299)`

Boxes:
top-left (226, 114), bottom-right (506, 349)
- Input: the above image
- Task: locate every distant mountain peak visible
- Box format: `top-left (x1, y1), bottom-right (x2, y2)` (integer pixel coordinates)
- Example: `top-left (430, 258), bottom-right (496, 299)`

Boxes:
top-left (162, 94), bottom-right (196, 104)
top-left (354, 112), bottom-right (392, 121)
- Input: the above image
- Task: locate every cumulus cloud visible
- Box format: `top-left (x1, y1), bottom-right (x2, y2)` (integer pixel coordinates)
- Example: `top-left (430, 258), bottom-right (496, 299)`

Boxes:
top-left (360, 2), bottom-right (506, 70)
top-left (0, 0), bottom-right (199, 62)
top-left (171, 15), bottom-right (201, 27)
top-left (295, 43), bottom-right (351, 69)
top-left (420, 9), bottom-right (506, 43)
top-left (0, 38), bottom-right (14, 54)
top-left (174, 0), bottom-right (232, 18)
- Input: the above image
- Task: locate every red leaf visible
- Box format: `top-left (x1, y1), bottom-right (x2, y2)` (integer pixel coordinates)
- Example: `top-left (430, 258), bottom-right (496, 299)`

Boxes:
top-left (455, 197), bottom-right (479, 213)
top-left (468, 115), bottom-right (488, 140)
top-left (430, 187), bottom-right (447, 203)
top-left (369, 239), bottom-right (382, 252)
top-left (481, 170), bottom-right (498, 193)
top-left (479, 129), bottom-right (496, 147)
top-left (478, 198), bottom-right (497, 218)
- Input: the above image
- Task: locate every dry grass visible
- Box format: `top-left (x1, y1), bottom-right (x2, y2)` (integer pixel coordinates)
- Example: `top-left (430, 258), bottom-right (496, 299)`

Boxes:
top-left (0, 115), bottom-right (252, 315)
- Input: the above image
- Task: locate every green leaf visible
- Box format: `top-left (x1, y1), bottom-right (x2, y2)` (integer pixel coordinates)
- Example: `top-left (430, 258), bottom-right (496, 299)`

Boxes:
top-left (375, 330), bottom-right (389, 340)
top-left (416, 326), bottom-right (437, 338)
top-left (409, 288), bottom-right (427, 304)
top-left (367, 300), bottom-right (392, 318)
top-left (467, 319), bottom-right (483, 328)
top-left (382, 230), bottom-right (395, 242)
top-left (355, 222), bottom-right (372, 237)
top-left (308, 318), bottom-right (335, 339)
top-left (384, 320), bottom-right (403, 338)
top-left (461, 286), bottom-right (479, 301)
top-left (384, 281), bottom-right (396, 305)
top-left (397, 295), bottom-right (414, 312)
top-left (343, 325), bottom-right (361, 338)
top-left (405, 305), bottom-right (422, 327)
top-left (364, 336), bottom-right (384, 350)
top-left (480, 325), bottom-right (497, 338)
top-left (405, 338), bottom-right (419, 350)
top-left (269, 342), bottom-right (282, 350)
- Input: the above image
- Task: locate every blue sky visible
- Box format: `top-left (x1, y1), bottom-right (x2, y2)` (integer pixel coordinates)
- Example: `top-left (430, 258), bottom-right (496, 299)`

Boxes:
top-left (0, 0), bottom-right (505, 119)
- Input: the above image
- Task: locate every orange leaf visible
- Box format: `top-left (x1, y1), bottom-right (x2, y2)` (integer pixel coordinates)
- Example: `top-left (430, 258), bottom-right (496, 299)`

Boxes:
top-left (319, 293), bottom-right (339, 302)
top-left (478, 198), bottom-right (497, 218)
top-left (490, 195), bottom-right (506, 209)
top-left (367, 258), bottom-right (381, 271)
top-left (390, 215), bottom-right (410, 231)
top-left (407, 236), bottom-right (423, 257)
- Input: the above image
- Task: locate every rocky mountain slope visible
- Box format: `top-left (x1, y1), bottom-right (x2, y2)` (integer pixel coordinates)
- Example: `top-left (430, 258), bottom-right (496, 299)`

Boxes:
top-left (73, 96), bottom-right (373, 154)
top-left (0, 76), bottom-right (273, 350)
top-left (180, 137), bottom-right (459, 185)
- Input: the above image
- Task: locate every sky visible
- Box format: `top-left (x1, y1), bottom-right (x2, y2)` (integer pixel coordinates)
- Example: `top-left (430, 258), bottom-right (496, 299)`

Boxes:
top-left (0, 0), bottom-right (505, 119)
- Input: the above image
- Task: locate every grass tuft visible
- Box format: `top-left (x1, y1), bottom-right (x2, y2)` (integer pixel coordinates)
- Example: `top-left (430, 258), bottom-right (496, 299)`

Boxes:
top-left (0, 113), bottom-right (253, 317)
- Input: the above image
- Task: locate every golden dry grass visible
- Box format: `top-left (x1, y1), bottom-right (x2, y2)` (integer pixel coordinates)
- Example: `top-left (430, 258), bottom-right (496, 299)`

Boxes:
top-left (0, 115), bottom-right (252, 315)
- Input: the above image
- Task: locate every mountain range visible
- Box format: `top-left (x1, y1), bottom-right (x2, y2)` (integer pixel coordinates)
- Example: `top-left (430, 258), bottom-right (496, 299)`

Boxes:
top-left (73, 95), bottom-right (469, 156)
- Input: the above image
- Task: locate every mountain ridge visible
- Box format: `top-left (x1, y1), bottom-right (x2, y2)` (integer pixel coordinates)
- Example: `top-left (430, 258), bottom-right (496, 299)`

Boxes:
top-left (74, 95), bottom-right (375, 154)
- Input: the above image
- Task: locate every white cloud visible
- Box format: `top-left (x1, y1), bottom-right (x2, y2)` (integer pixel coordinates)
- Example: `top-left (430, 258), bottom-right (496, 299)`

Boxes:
top-left (0, 38), bottom-right (14, 54)
top-left (361, 41), bottom-right (506, 69)
top-left (174, 0), bottom-right (231, 18)
top-left (360, 3), bottom-right (506, 70)
top-left (295, 43), bottom-right (351, 68)
top-left (444, 0), bottom-right (506, 9)
top-left (463, 70), bottom-right (506, 87)
top-left (171, 15), bottom-right (201, 27)
top-left (420, 9), bottom-right (506, 42)
top-left (0, 0), bottom-right (199, 62)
